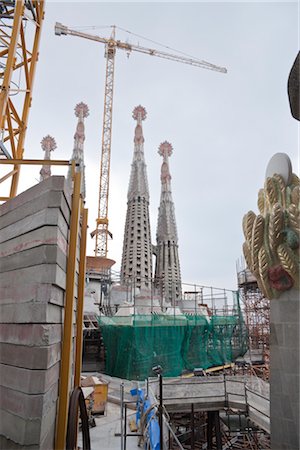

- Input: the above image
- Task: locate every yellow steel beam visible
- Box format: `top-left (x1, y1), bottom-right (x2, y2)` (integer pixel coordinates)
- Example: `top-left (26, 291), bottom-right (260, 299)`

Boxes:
top-left (0, 169), bottom-right (18, 185)
top-left (55, 172), bottom-right (82, 450)
top-left (10, 1), bottom-right (45, 198)
top-left (74, 205), bottom-right (88, 388)
top-left (0, 158), bottom-right (72, 166)
top-left (0, 1), bottom-right (24, 122)
top-left (73, 205), bottom-right (88, 450)
top-left (0, 1), bottom-right (45, 200)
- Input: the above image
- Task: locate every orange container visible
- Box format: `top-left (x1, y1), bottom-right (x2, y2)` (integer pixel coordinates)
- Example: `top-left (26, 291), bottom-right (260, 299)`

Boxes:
top-left (92, 381), bottom-right (108, 414)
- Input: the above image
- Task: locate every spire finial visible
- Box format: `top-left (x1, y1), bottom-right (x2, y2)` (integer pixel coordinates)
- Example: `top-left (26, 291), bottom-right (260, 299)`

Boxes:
top-left (159, 141), bottom-right (173, 184)
top-left (75, 102), bottom-right (89, 119)
top-left (41, 135), bottom-right (57, 153)
top-left (158, 141), bottom-right (173, 158)
top-left (132, 105), bottom-right (147, 122)
top-left (40, 135), bottom-right (56, 182)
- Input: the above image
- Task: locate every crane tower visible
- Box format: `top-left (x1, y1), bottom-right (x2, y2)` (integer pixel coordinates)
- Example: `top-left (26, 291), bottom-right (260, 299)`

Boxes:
top-left (55, 23), bottom-right (227, 258)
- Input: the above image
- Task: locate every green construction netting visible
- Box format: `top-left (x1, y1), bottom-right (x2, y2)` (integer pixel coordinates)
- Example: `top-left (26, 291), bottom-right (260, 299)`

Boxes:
top-left (98, 311), bottom-right (248, 380)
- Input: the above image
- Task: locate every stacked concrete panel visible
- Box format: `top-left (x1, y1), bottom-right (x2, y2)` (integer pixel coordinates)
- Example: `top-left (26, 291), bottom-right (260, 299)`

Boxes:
top-left (270, 288), bottom-right (299, 450)
top-left (0, 176), bottom-right (74, 450)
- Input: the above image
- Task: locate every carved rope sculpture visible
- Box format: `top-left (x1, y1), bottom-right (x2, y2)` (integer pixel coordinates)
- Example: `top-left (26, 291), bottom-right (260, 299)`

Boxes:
top-left (242, 153), bottom-right (300, 299)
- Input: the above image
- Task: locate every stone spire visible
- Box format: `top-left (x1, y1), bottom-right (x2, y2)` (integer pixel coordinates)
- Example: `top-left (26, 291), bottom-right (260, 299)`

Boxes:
top-left (67, 102), bottom-right (89, 199)
top-left (120, 105), bottom-right (153, 290)
top-left (40, 135), bottom-right (56, 181)
top-left (154, 141), bottom-right (182, 304)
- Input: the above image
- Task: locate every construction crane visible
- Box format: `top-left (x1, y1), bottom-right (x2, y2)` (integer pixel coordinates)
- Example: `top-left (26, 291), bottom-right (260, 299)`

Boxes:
top-left (55, 22), bottom-right (227, 258)
top-left (0, 0), bottom-right (45, 201)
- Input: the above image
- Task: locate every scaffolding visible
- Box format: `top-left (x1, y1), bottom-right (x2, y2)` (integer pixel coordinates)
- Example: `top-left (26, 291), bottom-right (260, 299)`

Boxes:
top-left (237, 262), bottom-right (270, 380)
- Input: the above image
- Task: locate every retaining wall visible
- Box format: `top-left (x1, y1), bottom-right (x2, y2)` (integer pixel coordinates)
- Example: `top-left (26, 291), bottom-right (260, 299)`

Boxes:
top-left (0, 176), bottom-right (78, 449)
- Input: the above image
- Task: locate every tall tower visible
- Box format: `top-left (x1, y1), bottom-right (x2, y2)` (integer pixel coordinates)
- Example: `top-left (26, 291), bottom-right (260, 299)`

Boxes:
top-left (154, 141), bottom-right (182, 304)
top-left (120, 105), bottom-right (153, 290)
top-left (67, 102), bottom-right (89, 199)
top-left (40, 135), bottom-right (56, 181)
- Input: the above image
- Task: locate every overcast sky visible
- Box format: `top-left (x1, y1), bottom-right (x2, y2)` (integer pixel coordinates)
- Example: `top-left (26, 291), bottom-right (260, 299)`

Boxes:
top-left (7, 1), bottom-right (299, 290)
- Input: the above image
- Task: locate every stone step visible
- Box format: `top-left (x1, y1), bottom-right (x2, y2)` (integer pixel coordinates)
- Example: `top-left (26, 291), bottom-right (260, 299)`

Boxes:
top-left (0, 207), bottom-right (69, 244)
top-left (0, 301), bottom-right (63, 324)
top-left (0, 323), bottom-right (62, 346)
top-left (0, 342), bottom-right (61, 370)
top-left (0, 402), bottom-right (57, 446)
top-left (0, 244), bottom-right (67, 274)
top-left (0, 176), bottom-right (70, 217)
top-left (0, 225), bottom-right (67, 259)
top-left (0, 382), bottom-right (58, 420)
top-left (0, 188), bottom-right (71, 231)
top-left (0, 361), bottom-right (60, 394)
top-left (0, 283), bottom-right (65, 307)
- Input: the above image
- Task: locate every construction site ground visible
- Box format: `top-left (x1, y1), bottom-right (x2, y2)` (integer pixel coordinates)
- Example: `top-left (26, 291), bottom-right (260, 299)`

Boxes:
top-left (79, 372), bottom-right (270, 449)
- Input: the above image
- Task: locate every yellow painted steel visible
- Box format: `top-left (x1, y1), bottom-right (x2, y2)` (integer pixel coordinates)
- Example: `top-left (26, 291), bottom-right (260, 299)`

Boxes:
top-left (0, 1), bottom-right (24, 121)
top-left (0, 158), bottom-right (71, 166)
top-left (73, 205), bottom-right (88, 449)
top-left (0, 1), bottom-right (45, 199)
top-left (74, 205), bottom-right (88, 388)
top-left (55, 172), bottom-right (82, 450)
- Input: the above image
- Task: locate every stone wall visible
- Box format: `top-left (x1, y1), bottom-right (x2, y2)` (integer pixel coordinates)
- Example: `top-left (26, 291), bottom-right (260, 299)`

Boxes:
top-left (270, 288), bottom-right (299, 450)
top-left (0, 176), bottom-right (75, 449)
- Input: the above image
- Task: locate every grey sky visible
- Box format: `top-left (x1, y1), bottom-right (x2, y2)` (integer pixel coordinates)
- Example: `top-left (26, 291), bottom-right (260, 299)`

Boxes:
top-left (13, 1), bottom-right (299, 290)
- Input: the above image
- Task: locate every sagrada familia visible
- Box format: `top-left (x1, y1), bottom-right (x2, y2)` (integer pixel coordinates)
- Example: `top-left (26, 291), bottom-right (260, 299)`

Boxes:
top-left (120, 105), bottom-right (182, 306)
top-left (40, 103), bottom-right (182, 308)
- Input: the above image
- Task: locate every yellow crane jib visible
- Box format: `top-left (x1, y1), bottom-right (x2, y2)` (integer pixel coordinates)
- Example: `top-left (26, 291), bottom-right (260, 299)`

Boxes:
top-left (55, 22), bottom-right (227, 258)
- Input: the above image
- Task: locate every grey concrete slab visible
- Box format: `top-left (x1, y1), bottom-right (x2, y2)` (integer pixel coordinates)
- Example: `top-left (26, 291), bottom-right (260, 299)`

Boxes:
top-left (0, 382), bottom-right (58, 420)
top-left (0, 244), bottom-right (67, 274)
top-left (0, 176), bottom-right (69, 216)
top-left (0, 301), bottom-right (63, 323)
top-left (0, 323), bottom-right (62, 346)
top-left (0, 263), bottom-right (66, 290)
top-left (0, 361), bottom-right (60, 394)
top-left (0, 207), bottom-right (69, 244)
top-left (0, 342), bottom-right (61, 369)
top-left (270, 288), bottom-right (299, 450)
top-left (0, 225), bottom-right (67, 259)
top-left (0, 403), bottom-right (57, 446)
top-left (0, 189), bottom-right (70, 231)
top-left (0, 283), bottom-right (65, 307)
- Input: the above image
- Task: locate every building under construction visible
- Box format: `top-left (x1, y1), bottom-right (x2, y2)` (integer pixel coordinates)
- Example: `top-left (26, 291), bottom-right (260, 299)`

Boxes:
top-left (0, 3), bottom-right (299, 450)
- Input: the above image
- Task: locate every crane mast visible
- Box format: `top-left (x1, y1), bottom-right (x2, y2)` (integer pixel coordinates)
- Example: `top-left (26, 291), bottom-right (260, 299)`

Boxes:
top-left (55, 23), bottom-right (227, 258)
top-left (95, 29), bottom-right (115, 257)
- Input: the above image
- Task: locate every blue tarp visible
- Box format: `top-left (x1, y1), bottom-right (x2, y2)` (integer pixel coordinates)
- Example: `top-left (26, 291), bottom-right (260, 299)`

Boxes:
top-left (131, 388), bottom-right (160, 450)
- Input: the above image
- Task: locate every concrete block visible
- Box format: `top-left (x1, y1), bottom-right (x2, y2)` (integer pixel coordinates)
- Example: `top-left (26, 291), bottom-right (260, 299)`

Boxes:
top-left (0, 283), bottom-right (65, 307)
top-left (269, 322), bottom-right (284, 346)
top-left (283, 373), bottom-right (300, 397)
top-left (270, 288), bottom-right (300, 450)
top-left (0, 421), bottom-right (55, 450)
top-left (270, 289), bottom-right (300, 324)
top-left (0, 324), bottom-right (62, 346)
top-left (284, 323), bottom-right (299, 349)
top-left (0, 189), bottom-right (70, 231)
top-left (0, 207), bottom-right (69, 245)
top-left (0, 301), bottom-right (63, 324)
top-left (0, 264), bottom-right (67, 290)
top-left (0, 382), bottom-right (58, 420)
top-left (280, 347), bottom-right (299, 374)
top-left (0, 245), bottom-right (67, 274)
top-left (0, 403), bottom-right (57, 446)
top-left (0, 176), bottom-right (70, 217)
top-left (0, 225), bottom-right (67, 259)
top-left (0, 361), bottom-right (60, 394)
top-left (0, 342), bottom-right (61, 370)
